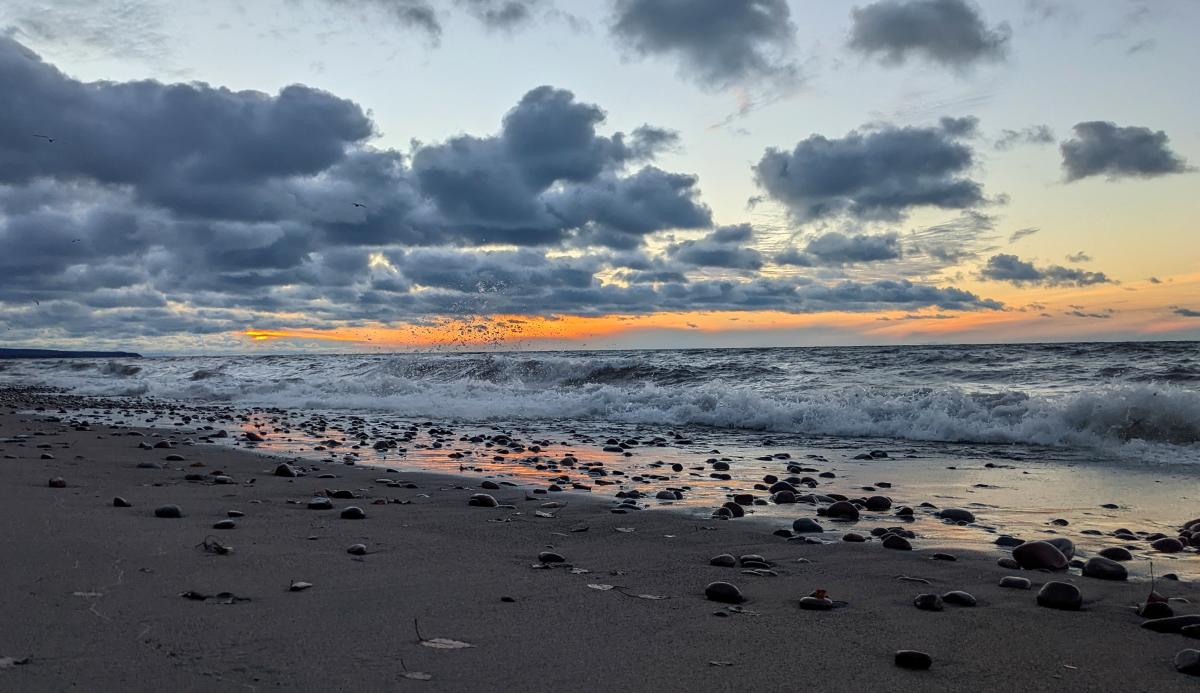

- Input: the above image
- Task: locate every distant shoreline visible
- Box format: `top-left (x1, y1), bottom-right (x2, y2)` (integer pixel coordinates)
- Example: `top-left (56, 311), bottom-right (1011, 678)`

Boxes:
top-left (0, 348), bottom-right (141, 360)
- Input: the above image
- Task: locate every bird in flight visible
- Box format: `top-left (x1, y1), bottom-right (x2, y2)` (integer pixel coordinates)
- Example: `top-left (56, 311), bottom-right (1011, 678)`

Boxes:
top-left (352, 202), bottom-right (367, 208)
top-left (32, 134), bottom-right (56, 143)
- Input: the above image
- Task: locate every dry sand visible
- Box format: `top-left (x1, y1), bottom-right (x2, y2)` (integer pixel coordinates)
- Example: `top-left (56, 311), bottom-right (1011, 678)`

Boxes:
top-left (2, 404), bottom-right (1199, 692)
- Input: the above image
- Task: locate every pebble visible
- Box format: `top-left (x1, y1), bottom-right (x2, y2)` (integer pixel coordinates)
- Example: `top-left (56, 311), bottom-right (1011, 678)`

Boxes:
top-left (1177, 650), bottom-right (1200, 676)
top-left (913, 593), bottom-right (943, 611)
top-left (212, 519), bottom-right (236, 530)
top-left (1012, 541), bottom-right (1068, 570)
top-left (1152, 537), bottom-right (1185, 553)
top-left (942, 591), bottom-right (977, 606)
top-left (480, 481), bottom-right (500, 490)
top-left (538, 551), bottom-right (566, 564)
top-left (164, 454), bottom-right (185, 462)
top-left (792, 518), bottom-right (823, 533)
top-left (468, 493), bottom-right (499, 508)
top-left (308, 497), bottom-right (333, 510)
top-left (227, 510), bottom-right (244, 517)
top-left (842, 532), bottom-right (866, 543)
top-left (704, 581), bottom-right (743, 604)
top-left (1143, 615), bottom-right (1200, 634)
top-left (997, 557), bottom-right (1020, 569)
top-left (347, 544), bottom-right (368, 556)
top-left (274, 463), bottom-right (298, 477)
top-left (931, 553), bottom-right (957, 562)
top-left (340, 506), bottom-right (366, 520)
top-left (1099, 546), bottom-right (1133, 561)
top-left (1139, 602), bottom-right (1174, 619)
top-left (882, 535), bottom-right (912, 551)
top-left (894, 650), bottom-right (932, 670)
top-left (48, 477), bottom-right (66, 488)
top-left (1045, 537), bottom-right (1075, 558)
top-left (994, 535), bottom-right (1024, 548)
top-left (1036, 581), bottom-right (1082, 611)
top-left (826, 500), bottom-right (860, 520)
top-left (710, 554), bottom-right (737, 567)
top-left (864, 496), bottom-right (892, 511)
top-left (1082, 557), bottom-right (1127, 581)
top-left (799, 596), bottom-right (833, 611)
top-left (113, 497), bottom-right (132, 507)
top-left (937, 508), bottom-right (975, 523)
top-left (999, 576), bottom-right (1031, 590)
top-left (154, 504), bottom-right (183, 519)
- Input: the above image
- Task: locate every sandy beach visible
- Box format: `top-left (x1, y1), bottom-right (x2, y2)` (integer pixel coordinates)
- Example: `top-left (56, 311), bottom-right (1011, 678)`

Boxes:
top-left (2, 390), bottom-right (1199, 692)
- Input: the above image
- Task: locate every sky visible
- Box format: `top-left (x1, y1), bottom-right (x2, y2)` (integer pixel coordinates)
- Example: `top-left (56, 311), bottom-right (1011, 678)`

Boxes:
top-left (0, 0), bottom-right (1198, 353)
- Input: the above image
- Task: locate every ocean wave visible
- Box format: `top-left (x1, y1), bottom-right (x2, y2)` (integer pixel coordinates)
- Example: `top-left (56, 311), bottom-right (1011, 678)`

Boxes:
top-left (2, 349), bottom-right (1198, 455)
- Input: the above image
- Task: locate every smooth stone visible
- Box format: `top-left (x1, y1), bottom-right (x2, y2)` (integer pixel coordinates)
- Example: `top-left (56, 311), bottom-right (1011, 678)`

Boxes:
top-left (913, 593), bottom-right (943, 611)
top-left (480, 481), bottom-right (500, 490)
top-left (894, 650), bottom-right (932, 670)
top-left (826, 500), bottom-right (860, 520)
top-left (164, 454), bottom-right (185, 462)
top-left (722, 501), bottom-right (745, 518)
top-left (1177, 650), bottom-right (1200, 676)
top-left (212, 519), bottom-right (236, 530)
top-left (274, 463), bottom-right (297, 477)
top-left (772, 490), bottom-right (797, 504)
top-left (937, 508), bottom-right (975, 523)
top-left (1036, 581), bottom-right (1082, 611)
top-left (1082, 557), bottom-right (1127, 581)
top-left (842, 532), bottom-right (866, 543)
top-left (339, 506), bottom-right (365, 520)
top-left (1012, 541), bottom-right (1068, 570)
top-left (227, 510), bottom-right (244, 517)
top-left (154, 505), bottom-right (183, 519)
top-left (943, 591), bottom-right (977, 606)
top-left (882, 535), bottom-right (912, 550)
top-left (931, 553), bottom-right (957, 562)
top-left (864, 496), bottom-right (892, 511)
top-left (1045, 537), bottom-right (1076, 559)
top-left (112, 497), bottom-right (132, 508)
top-left (799, 596), bottom-right (833, 611)
top-left (999, 576), bottom-right (1031, 590)
top-left (997, 557), bottom-right (1020, 569)
top-left (468, 493), bottom-right (499, 508)
top-left (704, 581), bottom-right (743, 604)
top-left (995, 535), bottom-right (1024, 548)
top-left (710, 554), bottom-right (737, 567)
top-left (347, 544), bottom-right (368, 556)
top-left (307, 497), bottom-right (333, 510)
top-left (1099, 546), bottom-right (1133, 561)
top-left (48, 477), bottom-right (66, 488)
top-left (1152, 537), bottom-right (1185, 553)
top-left (792, 518), bottom-right (823, 533)
top-left (538, 551), bottom-right (566, 564)
top-left (1143, 615), bottom-right (1200, 634)
top-left (1182, 625), bottom-right (1200, 640)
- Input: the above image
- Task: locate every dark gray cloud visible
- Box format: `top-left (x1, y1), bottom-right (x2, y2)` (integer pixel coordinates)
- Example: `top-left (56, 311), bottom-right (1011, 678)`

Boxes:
top-left (848, 0), bottom-right (1010, 69)
top-left (1065, 308), bottom-right (1115, 319)
top-left (1061, 121), bottom-right (1191, 182)
top-left (995, 125), bottom-right (1054, 150)
top-left (1064, 251), bottom-right (1091, 263)
top-left (776, 231), bottom-right (902, 267)
top-left (610, 0), bottom-right (797, 89)
top-left (753, 119), bottom-right (985, 222)
top-left (666, 224), bottom-right (764, 270)
top-left (979, 254), bottom-right (1113, 287)
top-left (1173, 307), bottom-right (1200, 318)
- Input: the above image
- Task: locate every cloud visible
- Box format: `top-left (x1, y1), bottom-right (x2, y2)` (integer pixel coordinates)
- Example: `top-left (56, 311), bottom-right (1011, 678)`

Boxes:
top-left (0, 35), bottom-right (1007, 346)
top-left (847, 0), bottom-right (1010, 69)
top-left (995, 125), bottom-right (1054, 150)
top-left (1065, 308), bottom-right (1115, 319)
top-left (1008, 227), bottom-right (1038, 243)
top-left (0, 0), bottom-right (172, 64)
top-left (979, 254), bottom-right (1113, 287)
top-left (1064, 251), bottom-right (1091, 263)
top-left (753, 119), bottom-right (985, 222)
top-left (312, 0), bottom-right (546, 42)
top-left (610, 0), bottom-right (797, 89)
top-left (1060, 121), bottom-right (1191, 182)
top-left (666, 224), bottom-right (764, 269)
top-left (776, 231), bottom-right (902, 267)
top-left (1173, 307), bottom-right (1200, 318)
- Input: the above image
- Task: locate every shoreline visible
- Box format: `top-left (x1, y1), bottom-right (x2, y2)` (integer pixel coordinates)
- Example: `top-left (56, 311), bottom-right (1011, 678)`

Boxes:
top-left (2, 389), bottom-right (1200, 689)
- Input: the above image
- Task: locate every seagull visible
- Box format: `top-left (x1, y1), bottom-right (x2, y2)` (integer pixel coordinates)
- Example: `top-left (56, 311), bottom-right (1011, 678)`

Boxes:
top-left (32, 134), bottom-right (56, 143)
top-left (352, 202), bottom-right (367, 208)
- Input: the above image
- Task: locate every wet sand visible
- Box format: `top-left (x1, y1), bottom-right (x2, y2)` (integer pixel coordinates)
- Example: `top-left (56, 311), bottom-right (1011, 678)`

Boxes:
top-left (2, 396), bottom-right (1200, 691)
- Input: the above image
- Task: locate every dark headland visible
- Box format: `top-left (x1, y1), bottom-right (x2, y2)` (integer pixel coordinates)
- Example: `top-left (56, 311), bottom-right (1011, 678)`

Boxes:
top-left (0, 348), bottom-right (141, 359)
